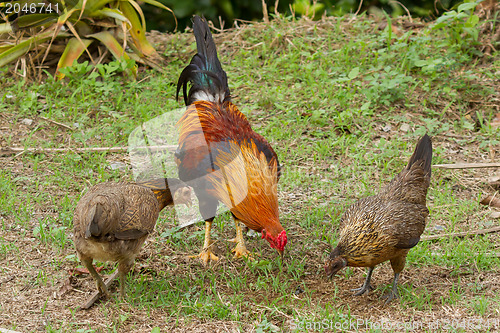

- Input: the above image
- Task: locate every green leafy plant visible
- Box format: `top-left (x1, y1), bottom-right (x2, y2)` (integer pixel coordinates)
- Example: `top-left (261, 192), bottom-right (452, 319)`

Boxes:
top-left (292, 0), bottom-right (325, 20)
top-left (0, 0), bottom-right (175, 79)
top-left (432, 1), bottom-right (482, 51)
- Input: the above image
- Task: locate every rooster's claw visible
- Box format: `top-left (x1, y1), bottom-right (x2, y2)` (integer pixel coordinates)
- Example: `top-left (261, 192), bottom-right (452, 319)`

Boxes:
top-left (231, 243), bottom-right (255, 260)
top-left (189, 249), bottom-right (219, 266)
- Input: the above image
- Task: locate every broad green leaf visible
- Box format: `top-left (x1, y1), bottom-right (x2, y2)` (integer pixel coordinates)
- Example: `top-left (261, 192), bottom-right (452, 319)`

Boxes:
top-left (140, 0), bottom-right (176, 24)
top-left (348, 67), bottom-right (360, 80)
top-left (63, 19), bottom-right (95, 63)
top-left (119, 1), bottom-right (156, 57)
top-left (466, 14), bottom-right (479, 28)
top-left (457, 2), bottom-right (478, 13)
top-left (12, 13), bottom-right (58, 30)
top-left (127, 0), bottom-right (146, 33)
top-left (57, 7), bottom-right (79, 26)
top-left (89, 31), bottom-right (126, 58)
top-left (89, 31), bottom-right (137, 77)
top-left (0, 32), bottom-right (54, 67)
top-left (414, 59), bottom-right (429, 67)
top-left (85, 0), bottom-right (115, 14)
top-left (90, 8), bottom-right (129, 22)
top-left (56, 37), bottom-right (93, 80)
top-left (0, 23), bottom-right (12, 34)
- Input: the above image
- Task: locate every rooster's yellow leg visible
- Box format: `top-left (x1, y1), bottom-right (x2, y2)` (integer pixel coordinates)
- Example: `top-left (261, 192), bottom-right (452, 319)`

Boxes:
top-left (189, 220), bottom-right (219, 266)
top-left (230, 219), bottom-right (253, 259)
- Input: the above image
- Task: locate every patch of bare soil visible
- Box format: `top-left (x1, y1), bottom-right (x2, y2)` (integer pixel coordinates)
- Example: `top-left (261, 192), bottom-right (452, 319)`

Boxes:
top-left (1, 133), bottom-right (499, 332)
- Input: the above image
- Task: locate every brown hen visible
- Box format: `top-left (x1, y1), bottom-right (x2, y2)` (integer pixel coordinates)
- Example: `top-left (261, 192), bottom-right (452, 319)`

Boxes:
top-left (73, 178), bottom-right (191, 300)
top-left (325, 134), bottom-right (432, 302)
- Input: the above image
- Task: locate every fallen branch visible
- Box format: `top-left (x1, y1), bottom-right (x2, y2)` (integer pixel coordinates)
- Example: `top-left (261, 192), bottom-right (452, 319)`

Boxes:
top-left (431, 252), bottom-right (500, 258)
top-left (39, 116), bottom-right (74, 131)
top-left (0, 145), bottom-right (177, 157)
top-left (422, 226), bottom-right (500, 241)
top-left (432, 162), bottom-right (500, 169)
top-left (79, 270), bottom-right (119, 310)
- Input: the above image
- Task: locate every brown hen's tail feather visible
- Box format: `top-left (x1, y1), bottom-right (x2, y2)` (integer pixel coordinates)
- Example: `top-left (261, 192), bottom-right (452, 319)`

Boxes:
top-left (407, 134), bottom-right (432, 179)
top-left (379, 134), bottom-right (433, 205)
top-left (85, 203), bottom-right (102, 238)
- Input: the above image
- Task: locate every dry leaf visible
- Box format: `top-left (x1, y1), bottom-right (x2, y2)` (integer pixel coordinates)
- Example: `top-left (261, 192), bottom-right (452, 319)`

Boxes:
top-left (57, 277), bottom-right (74, 299)
top-left (480, 195), bottom-right (500, 208)
top-left (491, 211), bottom-right (500, 219)
top-left (492, 113), bottom-right (500, 128)
top-left (488, 175), bottom-right (500, 186)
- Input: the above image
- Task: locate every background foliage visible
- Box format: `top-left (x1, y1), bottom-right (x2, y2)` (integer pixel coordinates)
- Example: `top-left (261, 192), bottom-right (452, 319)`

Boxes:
top-left (141, 0), bottom-right (465, 32)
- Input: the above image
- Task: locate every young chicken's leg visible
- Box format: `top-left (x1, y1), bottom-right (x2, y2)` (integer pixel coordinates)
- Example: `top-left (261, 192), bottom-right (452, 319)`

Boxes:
top-left (382, 256), bottom-right (406, 302)
top-left (118, 258), bottom-right (135, 299)
top-left (229, 219), bottom-right (252, 259)
top-left (351, 267), bottom-right (375, 296)
top-left (81, 256), bottom-right (110, 298)
top-left (189, 220), bottom-right (219, 266)
top-left (382, 273), bottom-right (401, 303)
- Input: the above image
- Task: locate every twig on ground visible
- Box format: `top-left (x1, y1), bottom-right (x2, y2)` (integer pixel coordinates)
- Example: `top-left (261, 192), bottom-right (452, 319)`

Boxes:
top-left (431, 252), bottom-right (500, 258)
top-left (39, 116), bottom-right (74, 131)
top-left (422, 226), bottom-right (500, 241)
top-left (0, 145), bottom-right (177, 157)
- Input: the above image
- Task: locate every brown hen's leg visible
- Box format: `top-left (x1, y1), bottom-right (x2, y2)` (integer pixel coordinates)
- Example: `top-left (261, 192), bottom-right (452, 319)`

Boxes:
top-left (189, 220), bottom-right (219, 266)
top-left (382, 256), bottom-right (406, 303)
top-left (351, 267), bottom-right (374, 296)
top-left (229, 219), bottom-right (252, 259)
top-left (118, 259), bottom-right (134, 300)
top-left (81, 256), bottom-right (110, 298)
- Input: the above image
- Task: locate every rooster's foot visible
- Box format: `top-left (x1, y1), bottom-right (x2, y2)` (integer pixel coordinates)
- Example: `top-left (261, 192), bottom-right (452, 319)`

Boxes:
top-left (231, 243), bottom-right (254, 259)
top-left (189, 249), bottom-right (219, 267)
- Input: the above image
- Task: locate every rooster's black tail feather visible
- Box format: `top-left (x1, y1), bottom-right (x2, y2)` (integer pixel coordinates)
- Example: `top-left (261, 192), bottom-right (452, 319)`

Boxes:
top-left (177, 16), bottom-right (230, 105)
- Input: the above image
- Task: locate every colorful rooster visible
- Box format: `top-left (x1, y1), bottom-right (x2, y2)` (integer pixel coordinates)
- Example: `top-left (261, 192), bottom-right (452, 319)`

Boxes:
top-left (175, 16), bottom-right (286, 265)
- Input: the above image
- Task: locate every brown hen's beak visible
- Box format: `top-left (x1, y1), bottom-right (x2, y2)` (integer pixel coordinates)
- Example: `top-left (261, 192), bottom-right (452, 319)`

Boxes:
top-left (325, 260), bottom-right (335, 278)
top-left (174, 187), bottom-right (193, 208)
top-left (325, 257), bottom-right (347, 279)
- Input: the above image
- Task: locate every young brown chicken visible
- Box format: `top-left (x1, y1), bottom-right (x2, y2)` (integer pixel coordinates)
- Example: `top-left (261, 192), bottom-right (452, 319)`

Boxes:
top-left (73, 178), bottom-right (192, 300)
top-left (325, 134), bottom-right (432, 302)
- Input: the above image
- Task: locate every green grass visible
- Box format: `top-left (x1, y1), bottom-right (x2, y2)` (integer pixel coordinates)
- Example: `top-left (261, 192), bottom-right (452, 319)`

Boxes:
top-left (0, 11), bottom-right (499, 332)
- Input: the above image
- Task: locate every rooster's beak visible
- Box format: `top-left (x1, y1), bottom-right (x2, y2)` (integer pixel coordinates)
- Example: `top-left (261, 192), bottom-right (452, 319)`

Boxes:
top-left (278, 249), bottom-right (284, 261)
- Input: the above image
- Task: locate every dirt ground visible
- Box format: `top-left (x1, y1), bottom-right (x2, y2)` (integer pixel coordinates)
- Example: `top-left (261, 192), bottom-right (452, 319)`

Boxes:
top-left (1, 107), bottom-right (500, 332)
